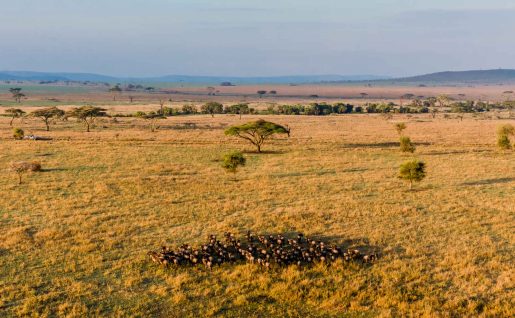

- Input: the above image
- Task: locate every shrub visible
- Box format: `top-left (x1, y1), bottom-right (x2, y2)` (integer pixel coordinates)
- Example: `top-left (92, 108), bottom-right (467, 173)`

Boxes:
top-left (497, 134), bottom-right (511, 150)
top-left (497, 124), bottom-right (514, 150)
top-left (400, 136), bottom-right (416, 153)
top-left (13, 127), bottom-right (24, 140)
top-left (222, 151), bottom-right (246, 172)
top-left (497, 124), bottom-right (514, 136)
top-left (398, 160), bottom-right (426, 189)
top-left (395, 123), bottom-right (407, 135)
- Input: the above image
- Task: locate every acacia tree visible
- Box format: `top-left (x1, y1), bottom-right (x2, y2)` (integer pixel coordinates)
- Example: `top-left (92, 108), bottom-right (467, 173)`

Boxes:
top-left (158, 99), bottom-right (166, 115)
top-left (137, 111), bottom-right (165, 132)
top-left (201, 102), bottom-right (223, 117)
top-left (9, 88), bottom-right (26, 103)
top-left (5, 108), bottom-right (25, 126)
top-left (398, 160), bottom-right (426, 189)
top-left (31, 107), bottom-right (65, 131)
top-left (426, 97), bottom-right (437, 108)
top-left (224, 119), bottom-right (289, 153)
top-left (109, 84), bottom-right (122, 101)
top-left (437, 95), bottom-right (450, 108)
top-left (226, 103), bottom-right (249, 119)
top-left (10, 161), bottom-right (40, 184)
top-left (67, 106), bottom-right (108, 132)
top-left (257, 90), bottom-right (267, 98)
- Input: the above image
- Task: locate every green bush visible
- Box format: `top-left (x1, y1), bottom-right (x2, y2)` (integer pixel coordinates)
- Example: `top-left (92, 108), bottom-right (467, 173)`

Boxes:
top-left (398, 160), bottom-right (426, 189)
top-left (222, 151), bottom-right (246, 173)
top-left (13, 128), bottom-right (24, 140)
top-left (400, 136), bottom-right (416, 153)
top-left (497, 124), bottom-right (514, 150)
top-left (497, 134), bottom-right (511, 150)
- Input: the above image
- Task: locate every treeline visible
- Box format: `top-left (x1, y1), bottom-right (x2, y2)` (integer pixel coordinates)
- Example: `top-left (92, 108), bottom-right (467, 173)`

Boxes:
top-left (128, 99), bottom-right (515, 118)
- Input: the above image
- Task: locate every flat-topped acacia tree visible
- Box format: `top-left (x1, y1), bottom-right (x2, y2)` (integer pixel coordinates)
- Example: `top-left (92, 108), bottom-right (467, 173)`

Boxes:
top-left (31, 107), bottom-right (65, 131)
top-left (224, 119), bottom-right (289, 153)
top-left (5, 108), bottom-right (25, 126)
top-left (9, 88), bottom-right (25, 103)
top-left (67, 106), bottom-right (108, 132)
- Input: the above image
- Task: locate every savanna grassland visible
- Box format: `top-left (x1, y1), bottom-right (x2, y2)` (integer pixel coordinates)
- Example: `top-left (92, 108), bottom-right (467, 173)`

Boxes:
top-left (0, 108), bottom-right (514, 317)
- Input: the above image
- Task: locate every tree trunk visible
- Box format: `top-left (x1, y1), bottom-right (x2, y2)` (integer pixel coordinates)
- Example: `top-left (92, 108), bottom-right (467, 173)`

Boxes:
top-left (18, 173), bottom-right (22, 185)
top-left (86, 121), bottom-right (90, 132)
top-left (10, 117), bottom-right (14, 126)
top-left (45, 119), bottom-right (50, 131)
top-left (256, 144), bottom-right (261, 153)
top-left (409, 181), bottom-right (413, 190)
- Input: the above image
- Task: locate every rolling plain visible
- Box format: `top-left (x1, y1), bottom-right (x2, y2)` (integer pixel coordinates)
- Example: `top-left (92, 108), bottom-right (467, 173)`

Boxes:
top-left (0, 86), bottom-right (514, 317)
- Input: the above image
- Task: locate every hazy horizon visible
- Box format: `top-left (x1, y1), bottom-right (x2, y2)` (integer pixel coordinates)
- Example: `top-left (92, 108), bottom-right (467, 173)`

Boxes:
top-left (2, 0), bottom-right (515, 77)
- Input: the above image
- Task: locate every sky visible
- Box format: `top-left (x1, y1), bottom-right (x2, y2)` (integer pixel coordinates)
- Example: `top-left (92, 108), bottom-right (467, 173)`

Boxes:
top-left (1, 0), bottom-right (515, 77)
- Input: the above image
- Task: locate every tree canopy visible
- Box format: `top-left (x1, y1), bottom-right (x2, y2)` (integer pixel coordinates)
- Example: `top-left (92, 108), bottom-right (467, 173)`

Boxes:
top-left (67, 106), bottom-right (108, 132)
top-left (5, 108), bottom-right (26, 126)
top-left (398, 160), bottom-right (426, 189)
top-left (9, 88), bottom-right (26, 103)
top-left (201, 102), bottom-right (223, 117)
top-left (31, 107), bottom-right (65, 131)
top-left (224, 119), bottom-right (289, 152)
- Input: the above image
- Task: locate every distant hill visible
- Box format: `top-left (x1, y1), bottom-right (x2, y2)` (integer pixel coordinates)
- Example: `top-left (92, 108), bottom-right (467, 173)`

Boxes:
top-left (2, 69), bottom-right (515, 85)
top-left (0, 71), bottom-right (387, 84)
top-left (0, 71), bottom-right (118, 82)
top-left (391, 69), bottom-right (515, 84)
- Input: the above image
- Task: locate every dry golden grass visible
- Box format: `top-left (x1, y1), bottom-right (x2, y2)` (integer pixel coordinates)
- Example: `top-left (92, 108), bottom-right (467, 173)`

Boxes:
top-left (0, 111), bottom-right (514, 317)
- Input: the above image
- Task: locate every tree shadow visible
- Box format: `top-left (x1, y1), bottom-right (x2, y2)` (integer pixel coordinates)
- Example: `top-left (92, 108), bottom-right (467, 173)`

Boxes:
top-left (343, 142), bottom-right (431, 149)
top-left (424, 149), bottom-right (491, 156)
top-left (242, 150), bottom-right (287, 155)
top-left (460, 177), bottom-right (515, 186)
top-left (342, 167), bottom-right (368, 173)
top-left (41, 168), bottom-right (68, 172)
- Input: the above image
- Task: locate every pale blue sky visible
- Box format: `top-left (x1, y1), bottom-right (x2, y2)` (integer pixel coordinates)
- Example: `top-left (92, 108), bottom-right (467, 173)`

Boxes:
top-left (1, 0), bottom-right (515, 77)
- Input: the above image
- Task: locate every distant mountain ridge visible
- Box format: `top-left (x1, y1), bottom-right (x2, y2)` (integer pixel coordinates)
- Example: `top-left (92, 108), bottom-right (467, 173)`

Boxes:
top-left (391, 69), bottom-right (515, 84)
top-left (0, 71), bottom-right (387, 84)
top-left (1, 69), bottom-right (515, 84)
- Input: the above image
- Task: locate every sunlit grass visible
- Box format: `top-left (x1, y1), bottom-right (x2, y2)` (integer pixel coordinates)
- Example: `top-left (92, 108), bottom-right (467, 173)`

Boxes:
top-left (0, 113), bottom-right (514, 317)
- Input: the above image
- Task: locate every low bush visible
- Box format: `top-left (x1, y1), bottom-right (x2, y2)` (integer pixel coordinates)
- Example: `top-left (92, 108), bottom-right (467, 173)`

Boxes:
top-left (400, 136), bottom-right (416, 153)
top-left (13, 127), bottom-right (24, 140)
top-left (222, 151), bottom-right (246, 172)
